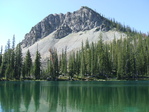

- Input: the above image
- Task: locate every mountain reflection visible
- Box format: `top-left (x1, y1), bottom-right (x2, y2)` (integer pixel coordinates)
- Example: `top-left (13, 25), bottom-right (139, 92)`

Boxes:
top-left (0, 81), bottom-right (149, 112)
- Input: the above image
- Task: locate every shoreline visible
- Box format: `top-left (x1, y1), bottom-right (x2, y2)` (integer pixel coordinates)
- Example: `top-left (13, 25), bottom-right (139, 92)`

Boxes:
top-left (1, 76), bottom-right (149, 81)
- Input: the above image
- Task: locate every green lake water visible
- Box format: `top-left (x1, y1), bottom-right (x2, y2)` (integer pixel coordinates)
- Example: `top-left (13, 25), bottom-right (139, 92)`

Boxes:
top-left (0, 81), bottom-right (149, 112)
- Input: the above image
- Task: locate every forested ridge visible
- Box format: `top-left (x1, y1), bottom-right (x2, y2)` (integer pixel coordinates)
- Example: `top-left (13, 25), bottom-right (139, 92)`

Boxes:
top-left (0, 31), bottom-right (149, 81)
top-left (46, 32), bottom-right (149, 80)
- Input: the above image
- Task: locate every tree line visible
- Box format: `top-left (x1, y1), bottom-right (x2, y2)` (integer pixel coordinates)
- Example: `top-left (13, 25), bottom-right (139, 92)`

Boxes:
top-left (45, 32), bottom-right (149, 80)
top-left (0, 36), bottom-right (41, 80)
top-left (0, 32), bottom-right (149, 80)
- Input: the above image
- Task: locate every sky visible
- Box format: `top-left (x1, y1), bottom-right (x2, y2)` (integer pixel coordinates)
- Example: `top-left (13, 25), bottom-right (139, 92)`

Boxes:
top-left (0, 0), bottom-right (149, 48)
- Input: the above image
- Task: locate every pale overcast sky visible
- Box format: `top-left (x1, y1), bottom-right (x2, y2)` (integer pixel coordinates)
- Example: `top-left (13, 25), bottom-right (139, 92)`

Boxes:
top-left (0, 0), bottom-right (149, 47)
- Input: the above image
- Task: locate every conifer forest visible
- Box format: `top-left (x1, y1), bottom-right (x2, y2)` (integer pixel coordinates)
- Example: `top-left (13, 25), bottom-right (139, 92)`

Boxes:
top-left (0, 30), bottom-right (149, 81)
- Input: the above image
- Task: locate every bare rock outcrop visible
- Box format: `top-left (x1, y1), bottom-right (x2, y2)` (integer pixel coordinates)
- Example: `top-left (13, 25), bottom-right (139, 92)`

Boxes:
top-left (21, 6), bottom-right (111, 48)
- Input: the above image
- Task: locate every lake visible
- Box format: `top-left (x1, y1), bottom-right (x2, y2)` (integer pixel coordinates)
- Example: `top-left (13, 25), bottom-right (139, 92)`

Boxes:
top-left (0, 81), bottom-right (149, 112)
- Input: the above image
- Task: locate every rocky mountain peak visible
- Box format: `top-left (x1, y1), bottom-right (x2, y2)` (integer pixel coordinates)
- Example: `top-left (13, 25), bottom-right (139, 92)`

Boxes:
top-left (78, 6), bottom-right (96, 14)
top-left (21, 6), bottom-right (110, 48)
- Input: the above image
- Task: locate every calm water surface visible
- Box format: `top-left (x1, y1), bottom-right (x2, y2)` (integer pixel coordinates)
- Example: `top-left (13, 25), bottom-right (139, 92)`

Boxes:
top-left (0, 81), bottom-right (149, 112)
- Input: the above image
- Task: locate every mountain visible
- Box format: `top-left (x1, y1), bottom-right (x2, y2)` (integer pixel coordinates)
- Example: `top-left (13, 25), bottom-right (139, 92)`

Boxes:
top-left (21, 6), bottom-right (126, 62)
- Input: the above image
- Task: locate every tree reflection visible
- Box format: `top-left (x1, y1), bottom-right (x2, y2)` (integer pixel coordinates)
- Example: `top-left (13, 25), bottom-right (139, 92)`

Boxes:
top-left (0, 81), bottom-right (149, 112)
top-left (22, 81), bottom-right (33, 112)
top-left (33, 82), bottom-right (40, 112)
top-left (46, 82), bottom-right (59, 112)
top-left (0, 82), bottom-right (22, 112)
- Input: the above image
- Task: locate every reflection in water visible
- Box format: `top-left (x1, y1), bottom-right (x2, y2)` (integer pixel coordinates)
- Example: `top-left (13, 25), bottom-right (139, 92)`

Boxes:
top-left (0, 81), bottom-right (149, 112)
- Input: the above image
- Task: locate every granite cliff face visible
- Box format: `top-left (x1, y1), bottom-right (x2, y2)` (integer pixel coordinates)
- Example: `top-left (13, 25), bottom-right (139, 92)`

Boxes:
top-left (21, 6), bottom-right (111, 47)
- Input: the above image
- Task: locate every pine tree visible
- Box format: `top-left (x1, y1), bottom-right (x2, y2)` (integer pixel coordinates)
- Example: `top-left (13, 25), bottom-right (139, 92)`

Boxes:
top-left (4, 39), bottom-right (12, 79)
top-left (23, 50), bottom-right (32, 79)
top-left (75, 51), bottom-right (81, 76)
top-left (104, 44), bottom-right (111, 76)
top-left (117, 52), bottom-right (123, 79)
top-left (110, 37), bottom-right (117, 76)
top-left (68, 52), bottom-right (75, 79)
top-left (9, 36), bottom-right (16, 79)
top-left (116, 38), bottom-right (124, 79)
top-left (14, 43), bottom-right (22, 79)
top-left (10, 50), bottom-right (15, 79)
top-left (80, 42), bottom-right (86, 77)
top-left (49, 48), bottom-right (59, 80)
top-left (59, 49), bottom-right (67, 75)
top-left (97, 35), bottom-right (105, 75)
top-left (90, 42), bottom-right (95, 75)
top-left (33, 50), bottom-right (41, 79)
top-left (0, 46), bottom-right (7, 78)
top-left (84, 39), bottom-right (91, 75)
top-left (12, 35), bottom-right (15, 50)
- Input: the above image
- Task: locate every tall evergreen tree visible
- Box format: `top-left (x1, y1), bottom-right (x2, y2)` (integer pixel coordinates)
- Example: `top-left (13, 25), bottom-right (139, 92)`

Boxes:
top-left (0, 46), bottom-right (7, 79)
top-left (12, 35), bottom-right (15, 49)
top-left (8, 36), bottom-right (16, 79)
top-left (80, 42), bottom-right (86, 77)
top-left (4, 39), bottom-right (12, 79)
top-left (33, 50), bottom-right (41, 79)
top-left (10, 50), bottom-right (15, 79)
top-left (68, 52), bottom-right (75, 79)
top-left (49, 48), bottom-right (59, 80)
top-left (23, 50), bottom-right (32, 79)
top-left (90, 42), bottom-right (96, 75)
top-left (59, 49), bottom-right (67, 75)
top-left (97, 35), bottom-right (106, 75)
top-left (75, 51), bottom-right (81, 76)
top-left (14, 43), bottom-right (22, 79)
